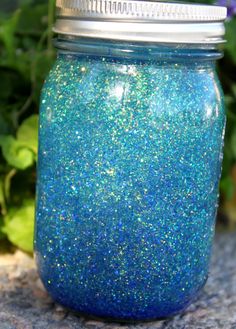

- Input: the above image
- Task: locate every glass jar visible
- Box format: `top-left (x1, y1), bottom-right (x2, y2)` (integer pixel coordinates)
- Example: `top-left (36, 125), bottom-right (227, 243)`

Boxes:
top-left (35, 0), bottom-right (227, 321)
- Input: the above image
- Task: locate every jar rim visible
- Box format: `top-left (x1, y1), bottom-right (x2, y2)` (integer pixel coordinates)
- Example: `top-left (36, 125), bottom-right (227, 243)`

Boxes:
top-left (54, 0), bottom-right (227, 44)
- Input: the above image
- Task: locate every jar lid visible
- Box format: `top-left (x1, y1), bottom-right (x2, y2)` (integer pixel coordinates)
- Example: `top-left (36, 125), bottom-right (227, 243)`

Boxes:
top-left (54, 0), bottom-right (227, 44)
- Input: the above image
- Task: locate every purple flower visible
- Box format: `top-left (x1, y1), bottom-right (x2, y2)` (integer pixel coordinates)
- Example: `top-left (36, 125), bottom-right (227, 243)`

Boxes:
top-left (216, 0), bottom-right (236, 18)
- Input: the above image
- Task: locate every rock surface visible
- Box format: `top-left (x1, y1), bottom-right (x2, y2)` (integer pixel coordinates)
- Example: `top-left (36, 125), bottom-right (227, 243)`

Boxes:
top-left (0, 233), bottom-right (236, 329)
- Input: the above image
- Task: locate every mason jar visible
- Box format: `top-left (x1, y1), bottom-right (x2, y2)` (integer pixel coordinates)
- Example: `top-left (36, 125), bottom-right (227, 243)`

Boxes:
top-left (35, 0), bottom-right (227, 321)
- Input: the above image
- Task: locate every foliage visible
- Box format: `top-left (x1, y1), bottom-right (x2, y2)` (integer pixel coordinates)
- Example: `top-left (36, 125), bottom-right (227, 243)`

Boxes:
top-left (0, 0), bottom-right (236, 253)
top-left (218, 13), bottom-right (236, 227)
top-left (0, 0), bottom-right (55, 252)
top-left (2, 198), bottom-right (35, 252)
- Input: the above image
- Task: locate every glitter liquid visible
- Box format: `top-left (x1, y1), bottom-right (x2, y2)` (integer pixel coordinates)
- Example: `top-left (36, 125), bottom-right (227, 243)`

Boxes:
top-left (35, 40), bottom-right (225, 321)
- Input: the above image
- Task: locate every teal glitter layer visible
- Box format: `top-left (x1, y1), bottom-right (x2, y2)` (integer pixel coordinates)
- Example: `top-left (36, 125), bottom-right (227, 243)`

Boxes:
top-left (35, 45), bottom-right (225, 321)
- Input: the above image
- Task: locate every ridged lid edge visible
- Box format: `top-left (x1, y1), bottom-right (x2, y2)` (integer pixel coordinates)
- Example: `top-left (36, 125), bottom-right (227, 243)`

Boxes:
top-left (56, 0), bottom-right (227, 22)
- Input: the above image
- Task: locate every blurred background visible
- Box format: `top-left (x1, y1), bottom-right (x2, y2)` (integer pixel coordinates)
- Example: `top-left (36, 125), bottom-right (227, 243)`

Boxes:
top-left (0, 0), bottom-right (235, 254)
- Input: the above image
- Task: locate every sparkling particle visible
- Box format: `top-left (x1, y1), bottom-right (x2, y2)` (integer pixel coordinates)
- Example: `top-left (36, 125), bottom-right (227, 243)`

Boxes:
top-left (35, 46), bottom-right (225, 321)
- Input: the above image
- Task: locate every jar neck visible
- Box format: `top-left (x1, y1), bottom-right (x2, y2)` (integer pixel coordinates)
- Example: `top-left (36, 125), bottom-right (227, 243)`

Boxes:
top-left (54, 35), bottom-right (223, 63)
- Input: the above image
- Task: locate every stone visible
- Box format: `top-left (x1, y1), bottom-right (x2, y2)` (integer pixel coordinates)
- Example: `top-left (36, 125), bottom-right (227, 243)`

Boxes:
top-left (85, 320), bottom-right (105, 328)
top-left (0, 233), bottom-right (235, 328)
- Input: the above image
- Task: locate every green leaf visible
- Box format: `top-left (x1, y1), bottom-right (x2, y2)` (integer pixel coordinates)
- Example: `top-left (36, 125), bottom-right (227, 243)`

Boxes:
top-left (0, 9), bottom-right (21, 62)
top-left (17, 114), bottom-right (39, 155)
top-left (0, 179), bottom-right (4, 208)
top-left (17, 3), bottom-right (48, 35)
top-left (231, 128), bottom-right (236, 159)
top-left (2, 199), bottom-right (35, 252)
top-left (0, 178), bottom-right (6, 216)
top-left (19, 0), bottom-right (33, 6)
top-left (220, 176), bottom-right (235, 200)
top-left (0, 216), bottom-right (6, 240)
top-left (224, 18), bottom-right (236, 65)
top-left (0, 135), bottom-right (34, 170)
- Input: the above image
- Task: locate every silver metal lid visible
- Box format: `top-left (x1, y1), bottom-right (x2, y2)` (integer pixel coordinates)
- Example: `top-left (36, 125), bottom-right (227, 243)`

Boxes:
top-left (54, 0), bottom-right (227, 44)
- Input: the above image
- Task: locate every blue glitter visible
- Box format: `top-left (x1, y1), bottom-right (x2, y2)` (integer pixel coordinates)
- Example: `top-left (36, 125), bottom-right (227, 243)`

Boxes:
top-left (35, 40), bottom-right (225, 321)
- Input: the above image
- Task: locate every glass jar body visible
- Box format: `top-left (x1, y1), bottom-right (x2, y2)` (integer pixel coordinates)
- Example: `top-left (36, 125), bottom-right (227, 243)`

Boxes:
top-left (35, 39), bottom-right (225, 321)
